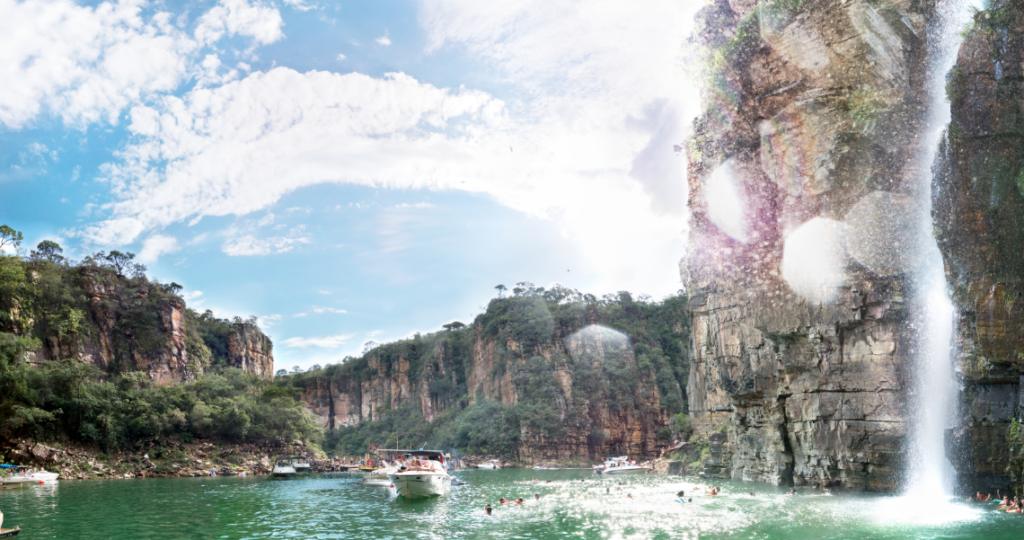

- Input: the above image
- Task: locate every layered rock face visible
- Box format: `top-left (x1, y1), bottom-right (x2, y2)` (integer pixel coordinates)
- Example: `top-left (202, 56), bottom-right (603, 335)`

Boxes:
top-left (26, 267), bottom-right (274, 383)
top-left (227, 325), bottom-right (274, 380)
top-left (299, 308), bottom-right (685, 462)
top-left (684, 0), bottom-right (934, 490)
top-left (932, 4), bottom-right (1024, 494)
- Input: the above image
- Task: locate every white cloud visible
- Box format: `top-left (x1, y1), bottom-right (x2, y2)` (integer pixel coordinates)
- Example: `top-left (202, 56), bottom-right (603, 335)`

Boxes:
top-left (318, 289), bottom-right (331, 295)
top-left (393, 202), bottom-right (434, 209)
top-left (194, 0), bottom-right (284, 46)
top-left (282, 0), bottom-right (315, 11)
top-left (138, 233), bottom-right (180, 263)
top-left (294, 312), bottom-right (308, 317)
top-left (312, 306), bottom-right (346, 314)
top-left (258, 313), bottom-right (283, 327)
top-left (0, 0), bottom-right (284, 130)
top-left (366, 329), bottom-right (383, 338)
top-left (181, 290), bottom-right (204, 300)
top-left (282, 334), bottom-right (354, 348)
top-left (222, 233), bottom-right (310, 256)
top-left (258, 213), bottom-right (275, 226)
top-left (375, 33), bottom-right (391, 46)
top-left (79, 0), bottom-right (702, 296)
top-left (336, 53), bottom-right (346, 61)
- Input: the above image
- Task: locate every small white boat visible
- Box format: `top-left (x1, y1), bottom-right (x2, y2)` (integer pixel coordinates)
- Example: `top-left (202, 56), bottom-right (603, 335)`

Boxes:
top-left (477, 459), bottom-right (502, 470)
top-left (359, 449), bottom-right (410, 487)
top-left (271, 459), bottom-right (297, 477)
top-left (593, 456), bottom-right (650, 475)
top-left (387, 450), bottom-right (450, 499)
top-left (1, 467), bottom-right (59, 487)
top-left (533, 463), bottom-right (548, 470)
top-left (291, 457), bottom-right (311, 474)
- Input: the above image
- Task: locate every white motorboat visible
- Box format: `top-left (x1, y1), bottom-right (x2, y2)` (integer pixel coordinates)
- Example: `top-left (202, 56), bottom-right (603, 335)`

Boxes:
top-left (593, 456), bottom-right (650, 475)
top-left (1, 466), bottom-right (59, 487)
top-left (477, 459), bottom-right (501, 469)
top-left (359, 449), bottom-right (410, 487)
top-left (387, 450), bottom-right (450, 499)
top-left (290, 456), bottom-right (311, 474)
top-left (271, 459), bottom-right (297, 477)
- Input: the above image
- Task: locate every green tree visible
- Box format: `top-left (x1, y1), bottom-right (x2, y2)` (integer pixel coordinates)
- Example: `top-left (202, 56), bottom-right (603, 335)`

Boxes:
top-left (31, 240), bottom-right (64, 263)
top-left (0, 225), bottom-right (23, 253)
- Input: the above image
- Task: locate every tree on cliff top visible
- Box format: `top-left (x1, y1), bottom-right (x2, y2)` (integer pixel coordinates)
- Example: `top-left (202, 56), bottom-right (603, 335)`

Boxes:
top-left (0, 225), bottom-right (23, 253)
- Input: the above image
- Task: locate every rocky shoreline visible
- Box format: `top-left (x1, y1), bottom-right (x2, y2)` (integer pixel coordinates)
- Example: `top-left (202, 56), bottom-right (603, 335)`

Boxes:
top-left (0, 438), bottom-right (324, 480)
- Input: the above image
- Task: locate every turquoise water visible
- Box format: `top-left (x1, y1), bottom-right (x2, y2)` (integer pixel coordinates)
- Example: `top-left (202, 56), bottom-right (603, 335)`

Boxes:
top-left (1, 469), bottom-right (1023, 539)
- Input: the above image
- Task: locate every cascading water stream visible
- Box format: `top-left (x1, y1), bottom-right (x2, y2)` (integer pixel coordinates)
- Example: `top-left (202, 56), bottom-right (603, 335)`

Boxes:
top-left (903, 0), bottom-right (984, 503)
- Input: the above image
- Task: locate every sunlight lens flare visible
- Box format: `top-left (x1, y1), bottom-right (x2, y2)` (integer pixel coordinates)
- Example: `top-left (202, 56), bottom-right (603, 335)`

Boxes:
top-left (781, 218), bottom-right (848, 304)
top-left (563, 325), bottom-right (632, 365)
top-left (705, 159), bottom-right (747, 242)
top-left (844, 191), bottom-right (925, 276)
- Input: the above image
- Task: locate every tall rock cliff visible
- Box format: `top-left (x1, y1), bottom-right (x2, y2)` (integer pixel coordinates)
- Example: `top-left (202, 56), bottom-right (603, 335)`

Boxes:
top-left (0, 255), bottom-right (274, 383)
top-left (683, 0), bottom-right (934, 490)
top-left (932, 3), bottom-right (1024, 494)
top-left (293, 288), bottom-right (690, 461)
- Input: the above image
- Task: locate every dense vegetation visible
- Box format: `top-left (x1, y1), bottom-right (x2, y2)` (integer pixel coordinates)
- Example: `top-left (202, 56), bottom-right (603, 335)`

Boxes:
top-left (0, 226), bottom-right (319, 450)
top-left (280, 282), bottom-right (690, 459)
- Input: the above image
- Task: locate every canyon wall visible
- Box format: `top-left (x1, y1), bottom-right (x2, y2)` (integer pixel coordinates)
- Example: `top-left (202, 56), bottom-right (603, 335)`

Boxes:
top-left (933, 3), bottom-right (1024, 494)
top-left (296, 292), bottom-right (689, 462)
top-left (683, 0), bottom-right (934, 490)
top-left (6, 263), bottom-right (274, 383)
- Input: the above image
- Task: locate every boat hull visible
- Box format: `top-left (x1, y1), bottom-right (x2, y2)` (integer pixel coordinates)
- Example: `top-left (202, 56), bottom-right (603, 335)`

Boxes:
top-left (0, 527), bottom-right (19, 538)
top-left (271, 466), bottom-right (297, 477)
top-left (476, 464), bottom-right (499, 469)
top-left (596, 466), bottom-right (649, 475)
top-left (387, 473), bottom-right (450, 499)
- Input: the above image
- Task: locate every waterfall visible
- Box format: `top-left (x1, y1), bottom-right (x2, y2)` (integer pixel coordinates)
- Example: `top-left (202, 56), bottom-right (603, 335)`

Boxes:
top-left (905, 0), bottom-right (983, 499)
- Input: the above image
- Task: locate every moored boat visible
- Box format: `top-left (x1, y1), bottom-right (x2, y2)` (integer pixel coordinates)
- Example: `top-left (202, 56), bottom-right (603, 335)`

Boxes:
top-left (387, 450), bottom-right (450, 499)
top-left (1, 466), bottom-right (59, 487)
top-left (0, 527), bottom-right (20, 538)
top-left (358, 449), bottom-right (410, 487)
top-left (271, 459), bottom-right (297, 477)
top-left (593, 456), bottom-right (650, 475)
top-left (291, 456), bottom-right (311, 474)
top-left (477, 459), bottom-right (501, 469)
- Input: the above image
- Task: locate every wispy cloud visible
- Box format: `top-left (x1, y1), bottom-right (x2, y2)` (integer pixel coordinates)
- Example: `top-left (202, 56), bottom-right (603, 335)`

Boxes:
top-left (312, 306), bottom-right (346, 314)
top-left (182, 290), bottom-right (204, 301)
top-left (336, 53), bottom-right (346, 61)
top-left (375, 33), bottom-right (391, 46)
top-left (393, 202), bottom-right (434, 209)
top-left (258, 314), bottom-right (283, 327)
top-left (318, 289), bottom-right (331, 295)
top-left (282, 334), bottom-right (354, 348)
top-left (366, 329), bottom-right (383, 338)
top-left (138, 234), bottom-right (180, 263)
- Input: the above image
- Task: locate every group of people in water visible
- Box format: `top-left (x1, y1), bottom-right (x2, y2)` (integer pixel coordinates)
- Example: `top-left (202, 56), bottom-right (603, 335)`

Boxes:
top-left (485, 494), bottom-right (541, 515)
top-left (973, 490), bottom-right (1024, 513)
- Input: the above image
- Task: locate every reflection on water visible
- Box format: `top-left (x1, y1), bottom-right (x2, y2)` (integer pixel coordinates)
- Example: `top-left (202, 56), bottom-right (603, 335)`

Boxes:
top-left (1, 469), bottom-right (1022, 539)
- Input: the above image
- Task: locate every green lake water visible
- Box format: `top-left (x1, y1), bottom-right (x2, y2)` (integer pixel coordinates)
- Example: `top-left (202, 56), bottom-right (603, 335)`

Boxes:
top-left (2, 468), bottom-right (1024, 539)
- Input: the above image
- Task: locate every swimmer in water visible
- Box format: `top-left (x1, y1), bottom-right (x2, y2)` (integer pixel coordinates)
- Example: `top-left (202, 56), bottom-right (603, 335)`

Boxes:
top-left (535, 493), bottom-right (540, 500)
top-left (677, 490), bottom-right (685, 497)
top-left (515, 498), bottom-right (524, 504)
top-left (499, 497), bottom-right (509, 504)
top-left (485, 503), bottom-right (492, 516)
top-left (626, 493), bottom-right (633, 499)
top-left (785, 489), bottom-right (796, 496)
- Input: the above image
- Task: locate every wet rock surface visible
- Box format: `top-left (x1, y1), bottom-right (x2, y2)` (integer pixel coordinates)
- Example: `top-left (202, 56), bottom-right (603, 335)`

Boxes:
top-left (932, 3), bottom-right (1024, 495)
top-left (684, 0), bottom-right (933, 491)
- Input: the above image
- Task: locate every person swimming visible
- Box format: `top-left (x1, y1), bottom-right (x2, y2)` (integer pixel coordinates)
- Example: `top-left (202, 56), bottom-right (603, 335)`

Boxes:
top-left (485, 503), bottom-right (492, 515)
top-left (535, 493), bottom-right (540, 500)
top-left (785, 489), bottom-right (796, 495)
top-left (677, 490), bottom-right (685, 497)
top-left (499, 497), bottom-right (509, 504)
top-left (515, 498), bottom-right (524, 504)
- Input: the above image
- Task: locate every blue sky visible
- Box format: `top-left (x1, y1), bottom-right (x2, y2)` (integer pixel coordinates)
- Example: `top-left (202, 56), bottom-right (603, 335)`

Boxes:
top-left (0, 0), bottom-right (701, 370)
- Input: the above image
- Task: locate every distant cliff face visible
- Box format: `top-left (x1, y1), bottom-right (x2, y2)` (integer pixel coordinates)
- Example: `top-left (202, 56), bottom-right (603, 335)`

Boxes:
top-left (932, 4), bottom-right (1024, 494)
top-left (294, 290), bottom-right (689, 461)
top-left (3, 260), bottom-right (273, 383)
top-left (683, 0), bottom-right (933, 490)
